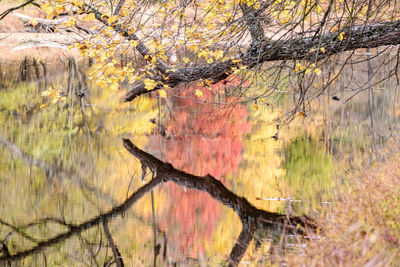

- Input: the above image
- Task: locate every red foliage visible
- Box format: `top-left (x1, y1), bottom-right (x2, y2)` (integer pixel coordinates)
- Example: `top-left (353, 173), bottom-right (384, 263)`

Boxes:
top-left (148, 77), bottom-right (252, 257)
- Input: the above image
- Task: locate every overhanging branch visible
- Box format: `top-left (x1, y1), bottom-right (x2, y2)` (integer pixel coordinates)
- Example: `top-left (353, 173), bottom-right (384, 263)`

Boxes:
top-left (124, 19), bottom-right (400, 101)
top-left (78, 3), bottom-right (170, 74)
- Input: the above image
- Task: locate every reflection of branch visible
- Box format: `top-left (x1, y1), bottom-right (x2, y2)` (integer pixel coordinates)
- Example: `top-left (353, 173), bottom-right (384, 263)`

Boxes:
top-left (122, 138), bottom-right (315, 232)
top-left (0, 177), bottom-right (162, 262)
top-left (122, 138), bottom-right (316, 266)
top-left (0, 133), bottom-right (115, 204)
top-left (0, 219), bottom-right (39, 244)
top-left (0, 138), bottom-right (316, 264)
top-left (103, 221), bottom-right (124, 267)
top-left (0, 132), bottom-right (166, 242)
top-left (227, 222), bottom-right (256, 267)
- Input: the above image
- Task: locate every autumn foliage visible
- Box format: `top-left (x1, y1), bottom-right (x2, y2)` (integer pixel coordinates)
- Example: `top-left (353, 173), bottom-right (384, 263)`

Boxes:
top-left (149, 78), bottom-right (251, 257)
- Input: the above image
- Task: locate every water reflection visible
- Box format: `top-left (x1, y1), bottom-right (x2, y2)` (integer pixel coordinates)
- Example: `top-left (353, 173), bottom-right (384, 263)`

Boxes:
top-left (0, 135), bottom-right (313, 265)
top-left (148, 80), bottom-right (251, 259)
top-left (283, 137), bottom-right (333, 213)
top-left (1, 52), bottom-right (399, 265)
top-left (0, 72), bottom-right (314, 266)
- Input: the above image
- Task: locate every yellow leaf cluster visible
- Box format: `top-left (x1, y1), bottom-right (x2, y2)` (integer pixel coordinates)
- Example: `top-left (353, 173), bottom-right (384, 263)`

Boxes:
top-left (107, 16), bottom-right (118, 25)
top-left (83, 13), bottom-right (96, 22)
top-left (195, 89), bottom-right (204, 98)
top-left (40, 86), bottom-right (66, 105)
top-left (294, 62), bottom-right (321, 75)
top-left (65, 17), bottom-right (76, 28)
top-left (158, 89), bottom-right (167, 98)
top-left (143, 78), bottom-right (158, 90)
top-left (338, 32), bottom-right (346, 41)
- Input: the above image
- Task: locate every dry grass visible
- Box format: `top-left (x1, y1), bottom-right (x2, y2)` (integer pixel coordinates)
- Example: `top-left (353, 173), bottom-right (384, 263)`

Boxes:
top-left (286, 144), bottom-right (400, 267)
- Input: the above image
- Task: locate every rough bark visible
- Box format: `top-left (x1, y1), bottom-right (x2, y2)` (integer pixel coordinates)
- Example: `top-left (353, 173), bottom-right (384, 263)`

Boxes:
top-left (124, 19), bottom-right (400, 101)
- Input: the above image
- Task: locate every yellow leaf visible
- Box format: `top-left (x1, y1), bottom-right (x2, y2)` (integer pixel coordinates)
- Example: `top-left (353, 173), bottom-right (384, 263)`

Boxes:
top-left (40, 104), bottom-right (47, 109)
top-left (294, 63), bottom-right (301, 72)
top-left (314, 68), bottom-right (322, 75)
top-left (205, 79), bottom-right (213, 86)
top-left (195, 89), bottom-right (204, 98)
top-left (299, 111), bottom-right (306, 117)
top-left (130, 40), bottom-right (139, 47)
top-left (330, 26), bottom-right (339, 32)
top-left (214, 50), bottom-right (224, 60)
top-left (110, 82), bottom-right (119, 91)
top-left (305, 68), bottom-right (312, 75)
top-left (158, 89), bottom-right (167, 98)
top-left (143, 78), bottom-right (157, 90)
top-left (182, 57), bottom-right (190, 64)
top-left (107, 16), bottom-right (118, 25)
top-left (320, 47), bottom-right (326, 53)
top-left (252, 103), bottom-right (258, 110)
top-left (66, 17), bottom-right (76, 28)
top-left (338, 32), bottom-right (346, 41)
top-left (189, 44), bottom-right (199, 52)
top-left (198, 50), bottom-right (209, 59)
top-left (71, 0), bottom-right (84, 7)
top-left (145, 55), bottom-right (156, 64)
top-left (84, 13), bottom-right (96, 22)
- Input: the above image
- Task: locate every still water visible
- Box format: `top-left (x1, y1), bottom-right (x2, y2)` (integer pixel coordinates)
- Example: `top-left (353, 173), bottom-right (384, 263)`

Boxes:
top-left (0, 55), bottom-right (398, 266)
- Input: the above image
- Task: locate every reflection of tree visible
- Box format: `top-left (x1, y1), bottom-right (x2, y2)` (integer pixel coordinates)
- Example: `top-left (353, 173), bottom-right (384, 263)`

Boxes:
top-left (0, 132), bottom-right (115, 205)
top-left (283, 137), bottom-right (333, 212)
top-left (0, 138), bottom-right (315, 266)
top-left (149, 80), bottom-right (251, 256)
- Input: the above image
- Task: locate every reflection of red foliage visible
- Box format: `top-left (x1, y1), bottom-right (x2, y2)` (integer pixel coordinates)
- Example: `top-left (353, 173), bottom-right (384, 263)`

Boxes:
top-left (149, 77), bottom-right (251, 258)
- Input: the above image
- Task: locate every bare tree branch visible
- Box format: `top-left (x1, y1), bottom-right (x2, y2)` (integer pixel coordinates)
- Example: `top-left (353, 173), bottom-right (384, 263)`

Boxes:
top-left (0, 0), bottom-right (36, 21)
top-left (113, 0), bottom-right (125, 16)
top-left (76, 3), bottom-right (170, 74)
top-left (124, 19), bottom-right (400, 101)
top-left (0, 175), bottom-right (162, 263)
